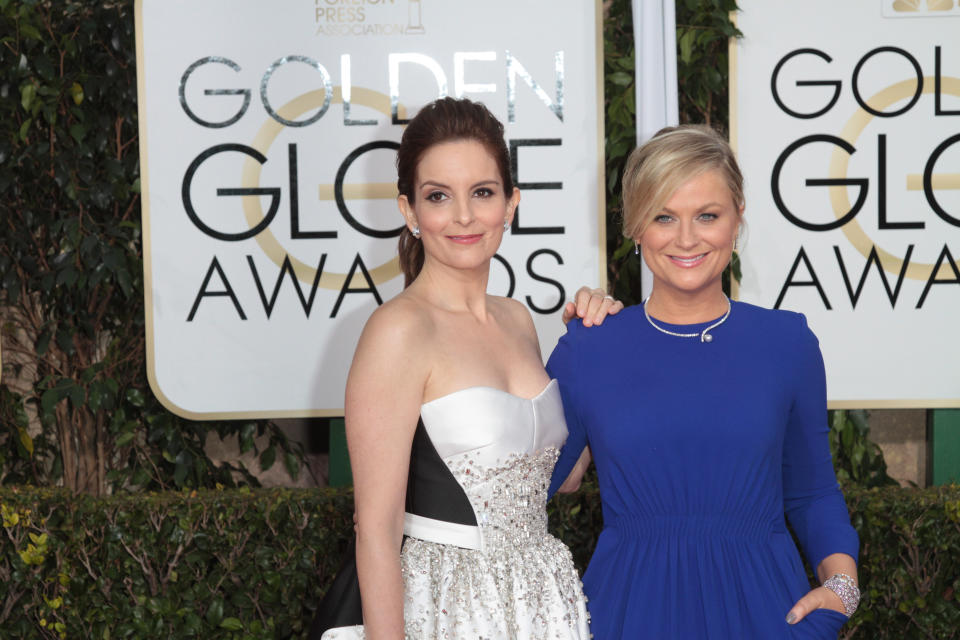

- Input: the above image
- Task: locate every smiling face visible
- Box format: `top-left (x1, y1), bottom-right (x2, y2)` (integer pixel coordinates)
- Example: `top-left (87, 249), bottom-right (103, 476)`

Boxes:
top-left (638, 169), bottom-right (742, 301)
top-left (398, 139), bottom-right (519, 277)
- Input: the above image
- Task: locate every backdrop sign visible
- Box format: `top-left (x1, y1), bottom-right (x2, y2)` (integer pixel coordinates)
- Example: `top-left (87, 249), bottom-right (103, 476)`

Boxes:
top-left (135, 0), bottom-right (604, 417)
top-left (732, 0), bottom-right (960, 407)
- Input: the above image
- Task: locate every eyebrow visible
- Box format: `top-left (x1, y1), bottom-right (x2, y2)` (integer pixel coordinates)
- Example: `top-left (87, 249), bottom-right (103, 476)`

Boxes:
top-left (418, 179), bottom-right (501, 190)
top-left (662, 202), bottom-right (726, 214)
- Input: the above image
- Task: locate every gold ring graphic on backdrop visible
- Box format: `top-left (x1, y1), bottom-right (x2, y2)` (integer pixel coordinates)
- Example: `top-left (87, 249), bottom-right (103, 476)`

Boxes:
top-left (242, 88), bottom-right (406, 288)
top-left (828, 75), bottom-right (960, 280)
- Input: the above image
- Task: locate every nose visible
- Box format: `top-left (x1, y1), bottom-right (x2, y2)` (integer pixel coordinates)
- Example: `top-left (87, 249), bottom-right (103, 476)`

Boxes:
top-left (453, 198), bottom-right (475, 225)
top-left (676, 219), bottom-right (698, 249)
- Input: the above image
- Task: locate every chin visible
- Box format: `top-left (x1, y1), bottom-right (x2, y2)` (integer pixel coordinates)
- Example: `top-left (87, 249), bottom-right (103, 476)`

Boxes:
top-left (662, 275), bottom-right (722, 294)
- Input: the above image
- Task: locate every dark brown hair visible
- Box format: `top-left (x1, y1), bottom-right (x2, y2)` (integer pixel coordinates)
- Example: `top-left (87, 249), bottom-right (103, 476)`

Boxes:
top-left (396, 97), bottom-right (514, 287)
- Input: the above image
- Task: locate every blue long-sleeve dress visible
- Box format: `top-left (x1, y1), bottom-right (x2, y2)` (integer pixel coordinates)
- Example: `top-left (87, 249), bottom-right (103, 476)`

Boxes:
top-left (547, 300), bottom-right (859, 639)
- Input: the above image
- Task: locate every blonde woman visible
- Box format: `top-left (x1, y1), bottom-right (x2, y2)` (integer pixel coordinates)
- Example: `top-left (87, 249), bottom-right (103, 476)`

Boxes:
top-left (549, 125), bottom-right (860, 639)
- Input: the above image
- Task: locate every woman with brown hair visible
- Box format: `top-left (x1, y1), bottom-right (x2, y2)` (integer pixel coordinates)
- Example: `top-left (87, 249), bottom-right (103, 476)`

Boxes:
top-left (311, 97), bottom-right (615, 639)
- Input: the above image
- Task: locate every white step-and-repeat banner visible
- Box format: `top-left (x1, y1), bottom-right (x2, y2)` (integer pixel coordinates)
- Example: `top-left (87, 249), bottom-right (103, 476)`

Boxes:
top-left (733, 0), bottom-right (960, 407)
top-left (135, 0), bottom-right (604, 418)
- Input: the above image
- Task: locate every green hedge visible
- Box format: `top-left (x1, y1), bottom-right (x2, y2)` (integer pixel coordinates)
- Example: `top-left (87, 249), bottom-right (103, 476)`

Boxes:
top-left (0, 0), bottom-right (305, 494)
top-left (0, 487), bottom-right (353, 639)
top-left (1, 485), bottom-right (958, 639)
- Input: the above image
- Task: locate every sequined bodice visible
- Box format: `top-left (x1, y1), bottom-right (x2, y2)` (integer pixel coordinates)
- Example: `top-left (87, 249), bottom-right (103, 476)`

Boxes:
top-left (448, 443), bottom-right (560, 550)
top-left (320, 378), bottom-right (590, 639)
top-left (410, 380), bottom-right (567, 552)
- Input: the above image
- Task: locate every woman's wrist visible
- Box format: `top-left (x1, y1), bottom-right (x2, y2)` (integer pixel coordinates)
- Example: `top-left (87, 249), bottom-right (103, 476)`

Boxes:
top-left (822, 573), bottom-right (860, 617)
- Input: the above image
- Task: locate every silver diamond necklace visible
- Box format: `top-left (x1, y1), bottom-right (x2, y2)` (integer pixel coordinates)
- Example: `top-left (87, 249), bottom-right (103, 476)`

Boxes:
top-left (642, 296), bottom-right (731, 343)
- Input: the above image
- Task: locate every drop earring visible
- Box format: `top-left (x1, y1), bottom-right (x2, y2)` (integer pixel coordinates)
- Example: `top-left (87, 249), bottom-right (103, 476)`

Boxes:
top-left (634, 242), bottom-right (640, 256)
top-left (503, 219), bottom-right (510, 232)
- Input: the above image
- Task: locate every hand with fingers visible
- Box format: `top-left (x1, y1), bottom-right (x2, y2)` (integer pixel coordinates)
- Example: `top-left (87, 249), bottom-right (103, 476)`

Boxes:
top-left (785, 586), bottom-right (847, 624)
top-left (561, 286), bottom-right (625, 327)
top-left (786, 559), bottom-right (859, 625)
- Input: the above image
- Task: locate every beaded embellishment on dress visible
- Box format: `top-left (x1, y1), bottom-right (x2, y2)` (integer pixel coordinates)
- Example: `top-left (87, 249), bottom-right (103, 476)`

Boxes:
top-left (401, 446), bottom-right (589, 639)
top-left (319, 382), bottom-right (590, 640)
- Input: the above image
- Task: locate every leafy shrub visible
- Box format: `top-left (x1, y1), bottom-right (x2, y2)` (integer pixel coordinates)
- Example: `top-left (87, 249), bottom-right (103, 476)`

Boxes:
top-left (604, 0), bottom-right (742, 305)
top-left (0, 487), bottom-right (353, 639)
top-left (829, 410), bottom-right (898, 489)
top-left (842, 484), bottom-right (960, 639)
top-left (0, 485), bottom-right (956, 639)
top-left (0, 1), bottom-right (302, 493)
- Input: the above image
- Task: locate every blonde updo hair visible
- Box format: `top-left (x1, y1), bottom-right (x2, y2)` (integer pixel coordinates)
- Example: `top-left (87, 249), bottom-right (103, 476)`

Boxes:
top-left (621, 125), bottom-right (744, 242)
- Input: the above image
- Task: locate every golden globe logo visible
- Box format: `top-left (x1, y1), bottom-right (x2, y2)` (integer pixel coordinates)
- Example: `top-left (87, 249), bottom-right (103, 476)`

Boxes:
top-left (769, 45), bottom-right (960, 310)
top-left (178, 50), bottom-right (571, 323)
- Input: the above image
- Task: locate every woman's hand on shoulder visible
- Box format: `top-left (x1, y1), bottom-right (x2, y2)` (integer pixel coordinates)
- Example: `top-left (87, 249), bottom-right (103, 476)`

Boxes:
top-left (561, 286), bottom-right (624, 327)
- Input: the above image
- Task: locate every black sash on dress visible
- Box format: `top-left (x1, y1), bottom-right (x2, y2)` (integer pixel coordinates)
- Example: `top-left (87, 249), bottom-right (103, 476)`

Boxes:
top-left (307, 418), bottom-right (476, 638)
top-left (405, 418), bottom-right (478, 526)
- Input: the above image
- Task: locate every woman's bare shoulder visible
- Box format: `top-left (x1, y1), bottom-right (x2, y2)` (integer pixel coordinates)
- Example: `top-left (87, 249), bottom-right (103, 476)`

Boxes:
top-left (359, 292), bottom-right (431, 346)
top-left (490, 295), bottom-right (538, 337)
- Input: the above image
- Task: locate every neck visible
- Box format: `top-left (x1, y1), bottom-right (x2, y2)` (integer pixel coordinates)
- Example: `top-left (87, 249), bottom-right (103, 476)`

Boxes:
top-left (645, 286), bottom-right (728, 324)
top-left (411, 257), bottom-right (492, 318)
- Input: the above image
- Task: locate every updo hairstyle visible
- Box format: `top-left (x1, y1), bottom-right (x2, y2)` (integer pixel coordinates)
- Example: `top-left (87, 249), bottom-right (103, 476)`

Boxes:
top-left (621, 125), bottom-right (744, 242)
top-left (396, 97), bottom-right (514, 287)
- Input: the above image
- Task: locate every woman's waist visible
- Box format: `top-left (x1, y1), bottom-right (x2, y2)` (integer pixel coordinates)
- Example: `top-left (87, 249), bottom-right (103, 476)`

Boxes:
top-left (403, 509), bottom-right (550, 551)
top-left (604, 512), bottom-right (785, 540)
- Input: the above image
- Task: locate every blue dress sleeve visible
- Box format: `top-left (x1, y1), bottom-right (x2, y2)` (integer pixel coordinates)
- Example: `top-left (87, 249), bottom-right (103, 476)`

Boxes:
top-left (782, 314), bottom-right (860, 570)
top-left (546, 322), bottom-right (588, 498)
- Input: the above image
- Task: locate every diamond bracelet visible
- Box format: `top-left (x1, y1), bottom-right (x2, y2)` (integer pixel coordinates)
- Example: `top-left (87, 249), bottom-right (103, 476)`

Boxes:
top-left (823, 572), bottom-right (860, 617)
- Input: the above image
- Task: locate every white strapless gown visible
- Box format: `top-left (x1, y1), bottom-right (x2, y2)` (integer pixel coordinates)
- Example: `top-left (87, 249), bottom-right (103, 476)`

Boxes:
top-left (323, 379), bottom-right (590, 639)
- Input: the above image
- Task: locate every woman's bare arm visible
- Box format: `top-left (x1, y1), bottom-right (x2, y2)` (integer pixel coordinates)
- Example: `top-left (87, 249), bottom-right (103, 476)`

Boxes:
top-left (556, 447), bottom-right (592, 493)
top-left (346, 302), bottom-right (428, 639)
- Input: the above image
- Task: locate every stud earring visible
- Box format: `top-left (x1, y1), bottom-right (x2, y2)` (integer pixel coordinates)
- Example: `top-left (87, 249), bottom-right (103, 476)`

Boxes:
top-left (411, 226), bottom-right (421, 238)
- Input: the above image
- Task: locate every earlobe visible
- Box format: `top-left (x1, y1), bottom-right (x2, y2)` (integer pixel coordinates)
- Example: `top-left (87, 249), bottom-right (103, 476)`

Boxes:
top-left (506, 188), bottom-right (521, 226)
top-left (398, 195), bottom-right (418, 231)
